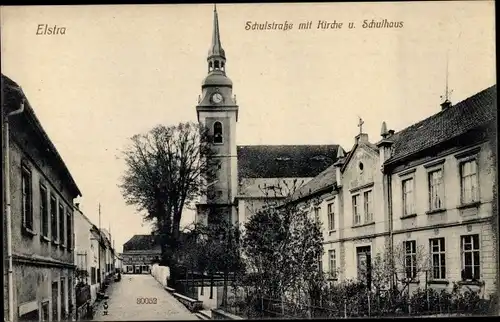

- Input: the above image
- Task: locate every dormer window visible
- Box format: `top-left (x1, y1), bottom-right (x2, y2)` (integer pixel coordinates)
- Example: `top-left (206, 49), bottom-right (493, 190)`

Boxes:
top-left (213, 121), bottom-right (223, 144)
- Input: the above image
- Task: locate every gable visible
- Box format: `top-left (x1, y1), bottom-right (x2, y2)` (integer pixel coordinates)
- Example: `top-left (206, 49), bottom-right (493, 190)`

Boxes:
top-left (123, 234), bottom-right (160, 251)
top-left (342, 144), bottom-right (379, 191)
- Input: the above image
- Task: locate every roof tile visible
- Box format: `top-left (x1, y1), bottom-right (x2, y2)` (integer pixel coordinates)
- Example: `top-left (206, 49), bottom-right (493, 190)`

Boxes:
top-left (237, 145), bottom-right (340, 178)
top-left (385, 85), bottom-right (496, 163)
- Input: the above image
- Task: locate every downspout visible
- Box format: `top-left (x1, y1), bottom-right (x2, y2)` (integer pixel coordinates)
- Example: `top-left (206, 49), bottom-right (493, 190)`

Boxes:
top-left (4, 90), bottom-right (26, 322)
top-left (387, 170), bottom-right (395, 291)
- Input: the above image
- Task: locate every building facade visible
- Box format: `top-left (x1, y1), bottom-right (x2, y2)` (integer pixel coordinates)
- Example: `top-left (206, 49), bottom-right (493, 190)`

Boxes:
top-left (293, 85), bottom-right (497, 298)
top-left (73, 205), bottom-right (101, 314)
top-left (122, 235), bottom-right (161, 274)
top-left (2, 74), bottom-right (82, 322)
top-left (379, 87), bottom-right (497, 297)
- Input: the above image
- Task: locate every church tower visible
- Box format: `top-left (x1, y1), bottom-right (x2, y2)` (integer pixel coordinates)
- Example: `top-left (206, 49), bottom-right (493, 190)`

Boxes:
top-left (196, 5), bottom-right (239, 225)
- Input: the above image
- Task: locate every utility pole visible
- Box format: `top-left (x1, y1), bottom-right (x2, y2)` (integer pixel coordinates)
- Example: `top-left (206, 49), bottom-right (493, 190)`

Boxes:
top-left (98, 203), bottom-right (101, 290)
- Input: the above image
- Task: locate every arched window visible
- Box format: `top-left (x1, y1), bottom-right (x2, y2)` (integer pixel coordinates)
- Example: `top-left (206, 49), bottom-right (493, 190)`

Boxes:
top-left (213, 121), bottom-right (223, 144)
top-left (221, 61), bottom-right (225, 71)
top-left (209, 61), bottom-right (213, 72)
top-left (214, 60), bottom-right (220, 69)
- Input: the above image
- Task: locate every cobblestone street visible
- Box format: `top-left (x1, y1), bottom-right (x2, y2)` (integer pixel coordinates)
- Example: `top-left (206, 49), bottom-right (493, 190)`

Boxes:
top-left (93, 275), bottom-right (199, 321)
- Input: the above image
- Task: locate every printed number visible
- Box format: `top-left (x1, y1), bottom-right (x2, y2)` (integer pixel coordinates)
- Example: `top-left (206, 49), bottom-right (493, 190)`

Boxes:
top-left (136, 297), bottom-right (158, 304)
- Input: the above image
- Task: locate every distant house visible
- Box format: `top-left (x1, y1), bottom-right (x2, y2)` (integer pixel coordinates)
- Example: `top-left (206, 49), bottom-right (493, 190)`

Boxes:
top-left (73, 204), bottom-right (101, 316)
top-left (122, 235), bottom-right (162, 274)
top-left (2, 74), bottom-right (82, 322)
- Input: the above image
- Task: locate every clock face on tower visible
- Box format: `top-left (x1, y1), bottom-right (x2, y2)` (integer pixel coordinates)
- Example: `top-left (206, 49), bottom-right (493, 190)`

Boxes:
top-left (211, 93), bottom-right (223, 104)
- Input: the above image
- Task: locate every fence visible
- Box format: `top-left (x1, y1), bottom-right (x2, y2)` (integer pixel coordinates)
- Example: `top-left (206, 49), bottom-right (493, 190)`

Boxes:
top-left (217, 286), bottom-right (497, 319)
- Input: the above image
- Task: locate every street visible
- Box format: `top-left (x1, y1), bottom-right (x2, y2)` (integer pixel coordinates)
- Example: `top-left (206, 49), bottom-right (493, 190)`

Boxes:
top-left (93, 275), bottom-right (199, 321)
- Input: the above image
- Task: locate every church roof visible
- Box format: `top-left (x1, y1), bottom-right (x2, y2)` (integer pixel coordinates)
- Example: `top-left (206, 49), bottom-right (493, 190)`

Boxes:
top-left (237, 144), bottom-right (340, 178)
top-left (383, 84), bottom-right (497, 165)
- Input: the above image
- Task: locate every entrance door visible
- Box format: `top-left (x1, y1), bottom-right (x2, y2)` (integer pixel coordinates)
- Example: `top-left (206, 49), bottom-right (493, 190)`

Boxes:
top-left (134, 265), bottom-right (141, 274)
top-left (356, 246), bottom-right (372, 286)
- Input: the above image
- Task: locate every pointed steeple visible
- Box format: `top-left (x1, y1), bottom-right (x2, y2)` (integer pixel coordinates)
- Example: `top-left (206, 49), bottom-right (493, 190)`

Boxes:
top-left (209, 4), bottom-right (225, 60)
top-left (207, 4), bottom-right (226, 74)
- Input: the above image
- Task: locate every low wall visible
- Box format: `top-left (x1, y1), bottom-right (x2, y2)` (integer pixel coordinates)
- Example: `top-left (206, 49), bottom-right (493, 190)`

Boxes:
top-left (172, 292), bottom-right (203, 312)
top-left (211, 308), bottom-right (244, 320)
top-left (197, 286), bottom-right (218, 309)
top-left (151, 264), bottom-right (170, 287)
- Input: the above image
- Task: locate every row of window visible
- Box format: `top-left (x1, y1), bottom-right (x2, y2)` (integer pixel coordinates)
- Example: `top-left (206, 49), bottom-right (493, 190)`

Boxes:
top-left (315, 189), bottom-right (374, 232)
top-left (323, 234), bottom-right (481, 284)
top-left (21, 164), bottom-right (73, 250)
top-left (402, 158), bottom-right (478, 216)
top-left (404, 234), bottom-right (480, 281)
top-left (18, 277), bottom-right (72, 322)
top-left (318, 158), bottom-right (480, 230)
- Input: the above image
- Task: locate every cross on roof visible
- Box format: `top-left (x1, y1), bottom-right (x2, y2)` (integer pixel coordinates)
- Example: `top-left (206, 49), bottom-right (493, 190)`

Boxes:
top-left (357, 117), bottom-right (364, 134)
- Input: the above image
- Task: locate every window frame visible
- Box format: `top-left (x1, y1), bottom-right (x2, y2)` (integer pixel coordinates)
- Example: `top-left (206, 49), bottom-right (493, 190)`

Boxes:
top-left (313, 206), bottom-right (320, 222)
top-left (66, 209), bottom-right (72, 251)
top-left (402, 177), bottom-right (415, 217)
top-left (39, 184), bottom-right (50, 239)
top-left (404, 240), bottom-right (417, 280)
top-left (327, 202), bottom-right (335, 231)
top-left (40, 300), bottom-right (50, 322)
top-left (429, 238), bottom-right (446, 280)
top-left (363, 190), bottom-right (373, 223)
top-left (328, 249), bottom-right (337, 279)
top-left (21, 164), bottom-right (34, 233)
top-left (60, 277), bottom-right (66, 319)
top-left (50, 195), bottom-right (58, 244)
top-left (428, 168), bottom-right (444, 211)
top-left (461, 234), bottom-right (480, 281)
top-left (213, 121), bottom-right (223, 144)
top-left (51, 281), bottom-right (59, 321)
top-left (352, 194), bottom-right (361, 225)
top-left (459, 158), bottom-right (479, 205)
top-left (59, 203), bottom-right (66, 248)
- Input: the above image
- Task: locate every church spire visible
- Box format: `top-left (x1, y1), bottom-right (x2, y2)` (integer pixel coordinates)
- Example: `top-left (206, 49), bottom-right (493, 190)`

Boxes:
top-left (207, 4), bottom-right (226, 73)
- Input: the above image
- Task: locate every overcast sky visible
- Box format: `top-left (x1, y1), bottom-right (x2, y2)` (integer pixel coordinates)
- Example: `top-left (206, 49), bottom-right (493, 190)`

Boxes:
top-left (1, 2), bottom-right (495, 253)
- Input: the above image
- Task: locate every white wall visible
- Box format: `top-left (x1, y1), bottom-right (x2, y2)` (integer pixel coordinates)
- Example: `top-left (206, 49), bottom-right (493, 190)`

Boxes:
top-left (151, 264), bottom-right (170, 287)
top-left (197, 286), bottom-right (218, 309)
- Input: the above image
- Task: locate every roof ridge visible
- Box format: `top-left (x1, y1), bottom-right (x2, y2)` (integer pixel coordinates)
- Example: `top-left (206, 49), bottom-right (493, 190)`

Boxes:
top-left (393, 84), bottom-right (496, 137)
top-left (237, 144), bottom-right (339, 147)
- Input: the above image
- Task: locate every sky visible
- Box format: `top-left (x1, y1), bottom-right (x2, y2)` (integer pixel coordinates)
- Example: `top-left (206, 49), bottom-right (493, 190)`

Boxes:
top-left (1, 1), bottom-right (496, 253)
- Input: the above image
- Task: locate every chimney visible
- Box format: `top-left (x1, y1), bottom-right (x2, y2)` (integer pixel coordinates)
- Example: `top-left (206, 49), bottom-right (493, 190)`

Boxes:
top-left (355, 133), bottom-right (369, 144)
top-left (380, 121), bottom-right (389, 139)
top-left (377, 121), bottom-right (394, 169)
top-left (441, 99), bottom-right (452, 110)
top-left (334, 147), bottom-right (345, 187)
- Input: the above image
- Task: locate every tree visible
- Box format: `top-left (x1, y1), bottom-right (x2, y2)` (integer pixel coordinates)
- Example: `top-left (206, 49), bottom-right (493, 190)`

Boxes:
top-left (173, 216), bottom-right (245, 306)
top-left (119, 122), bottom-right (218, 266)
top-left (241, 179), bottom-right (324, 310)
